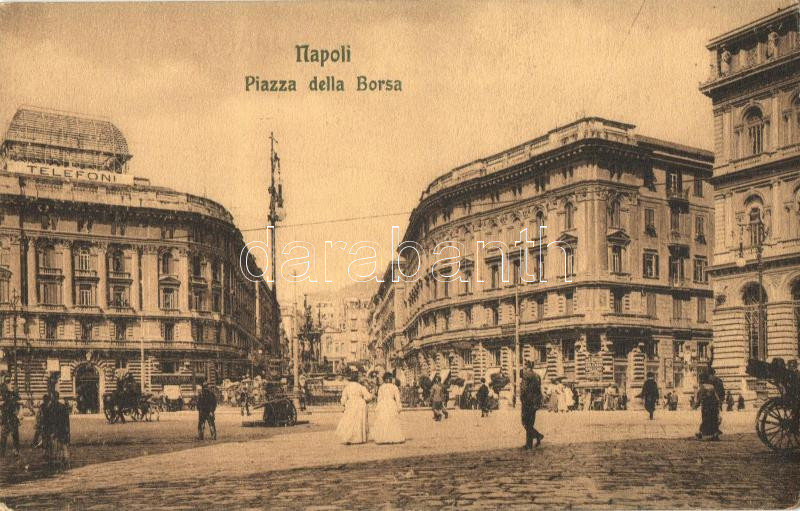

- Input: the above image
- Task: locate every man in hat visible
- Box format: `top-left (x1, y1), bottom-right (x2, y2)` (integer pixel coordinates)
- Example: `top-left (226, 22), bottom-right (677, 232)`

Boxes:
top-left (0, 376), bottom-right (21, 457)
top-left (197, 382), bottom-right (217, 440)
top-left (640, 372), bottom-right (660, 420)
top-left (521, 362), bottom-right (544, 449)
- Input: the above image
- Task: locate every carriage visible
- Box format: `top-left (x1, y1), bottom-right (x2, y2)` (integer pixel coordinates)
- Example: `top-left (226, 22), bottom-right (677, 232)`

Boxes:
top-left (103, 375), bottom-right (157, 423)
top-left (746, 358), bottom-right (800, 454)
top-left (254, 381), bottom-right (297, 427)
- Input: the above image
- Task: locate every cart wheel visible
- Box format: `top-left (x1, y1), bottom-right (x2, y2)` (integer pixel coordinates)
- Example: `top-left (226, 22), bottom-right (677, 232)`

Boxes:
top-left (263, 402), bottom-right (276, 426)
top-left (758, 398), bottom-right (800, 454)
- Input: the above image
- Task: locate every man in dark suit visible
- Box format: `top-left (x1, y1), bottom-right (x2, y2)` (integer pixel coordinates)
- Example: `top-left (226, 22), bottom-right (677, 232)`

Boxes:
top-left (521, 362), bottom-right (544, 449)
top-left (640, 372), bottom-right (659, 420)
top-left (197, 382), bottom-right (217, 440)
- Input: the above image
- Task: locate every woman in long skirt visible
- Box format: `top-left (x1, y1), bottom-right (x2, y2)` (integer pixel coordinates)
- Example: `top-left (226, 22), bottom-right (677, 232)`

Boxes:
top-left (373, 372), bottom-right (405, 444)
top-left (694, 371), bottom-right (720, 441)
top-left (335, 372), bottom-right (372, 444)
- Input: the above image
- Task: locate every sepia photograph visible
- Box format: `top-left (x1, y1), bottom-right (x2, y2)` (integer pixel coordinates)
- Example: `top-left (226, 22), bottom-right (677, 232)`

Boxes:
top-left (0, 0), bottom-right (799, 509)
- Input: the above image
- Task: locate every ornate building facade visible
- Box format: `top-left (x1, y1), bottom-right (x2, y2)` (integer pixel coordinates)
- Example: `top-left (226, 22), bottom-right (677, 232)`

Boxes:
top-left (368, 262), bottom-right (407, 372)
top-left (0, 107), bottom-right (279, 411)
top-left (391, 117), bottom-right (713, 399)
top-left (700, 6), bottom-right (800, 395)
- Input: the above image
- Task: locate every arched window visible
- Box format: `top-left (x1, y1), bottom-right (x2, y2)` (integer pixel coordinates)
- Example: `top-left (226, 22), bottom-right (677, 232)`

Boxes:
top-left (564, 202), bottom-right (575, 230)
top-left (160, 252), bottom-right (172, 275)
top-left (782, 95), bottom-right (800, 146)
top-left (609, 200), bottom-right (621, 228)
top-left (743, 283), bottom-right (768, 360)
top-left (535, 211), bottom-right (546, 237)
top-left (110, 250), bottom-right (124, 273)
top-left (745, 108), bottom-right (765, 155)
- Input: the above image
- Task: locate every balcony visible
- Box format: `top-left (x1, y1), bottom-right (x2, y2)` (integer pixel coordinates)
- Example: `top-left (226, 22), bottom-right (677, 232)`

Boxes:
top-left (666, 188), bottom-right (689, 204)
top-left (190, 275), bottom-right (207, 287)
top-left (38, 267), bottom-right (63, 277)
top-left (74, 268), bottom-right (98, 279)
top-left (108, 270), bottom-right (132, 281)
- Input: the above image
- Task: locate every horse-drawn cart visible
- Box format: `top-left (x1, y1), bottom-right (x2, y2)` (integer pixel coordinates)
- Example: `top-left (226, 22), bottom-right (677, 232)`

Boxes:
top-left (746, 358), bottom-right (800, 454)
top-left (254, 381), bottom-right (297, 427)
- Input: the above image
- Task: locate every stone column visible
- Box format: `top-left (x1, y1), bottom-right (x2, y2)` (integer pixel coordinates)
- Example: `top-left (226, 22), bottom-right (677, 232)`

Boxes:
top-left (131, 248), bottom-right (141, 311)
top-left (26, 239), bottom-right (37, 306)
top-left (600, 333), bottom-right (614, 385)
top-left (574, 334), bottom-right (588, 384)
top-left (181, 250), bottom-right (190, 312)
top-left (62, 242), bottom-right (73, 308)
top-left (97, 243), bottom-right (108, 309)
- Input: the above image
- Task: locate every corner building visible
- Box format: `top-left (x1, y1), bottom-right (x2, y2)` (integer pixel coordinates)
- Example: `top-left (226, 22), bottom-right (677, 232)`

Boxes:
top-left (395, 118), bottom-right (713, 399)
top-left (0, 107), bottom-right (278, 411)
top-left (700, 6), bottom-right (800, 396)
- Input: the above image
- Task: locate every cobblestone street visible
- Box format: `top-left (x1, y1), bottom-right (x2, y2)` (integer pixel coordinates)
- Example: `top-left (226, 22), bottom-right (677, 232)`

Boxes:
top-left (1, 407), bottom-right (798, 509)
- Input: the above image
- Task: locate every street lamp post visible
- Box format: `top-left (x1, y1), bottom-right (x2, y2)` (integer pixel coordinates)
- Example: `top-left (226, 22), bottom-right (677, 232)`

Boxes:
top-left (513, 270), bottom-right (521, 408)
top-left (9, 289), bottom-right (21, 387)
top-left (738, 217), bottom-right (769, 361)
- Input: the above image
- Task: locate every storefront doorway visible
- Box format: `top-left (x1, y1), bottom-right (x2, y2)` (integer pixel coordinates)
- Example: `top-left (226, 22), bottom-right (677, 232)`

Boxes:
top-left (75, 364), bottom-right (100, 414)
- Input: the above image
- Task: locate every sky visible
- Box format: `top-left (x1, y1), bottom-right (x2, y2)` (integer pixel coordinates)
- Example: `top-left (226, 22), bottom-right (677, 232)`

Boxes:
top-left (0, 0), bottom-right (794, 301)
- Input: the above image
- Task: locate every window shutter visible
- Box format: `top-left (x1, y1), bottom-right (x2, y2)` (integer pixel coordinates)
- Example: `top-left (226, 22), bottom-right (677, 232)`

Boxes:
top-left (75, 320), bottom-right (81, 340)
top-left (109, 322), bottom-right (116, 340)
top-left (160, 321), bottom-right (165, 339)
top-left (39, 320), bottom-right (45, 339)
top-left (93, 325), bottom-right (100, 339)
top-left (58, 322), bottom-right (65, 338)
top-left (91, 254), bottom-right (98, 271)
top-left (127, 324), bottom-right (134, 340)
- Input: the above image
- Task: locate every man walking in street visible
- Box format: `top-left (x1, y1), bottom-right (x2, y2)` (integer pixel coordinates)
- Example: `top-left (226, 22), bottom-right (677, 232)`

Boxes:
top-left (197, 382), bottom-right (217, 440)
top-left (430, 375), bottom-right (448, 421)
top-left (477, 378), bottom-right (491, 417)
top-left (1, 376), bottom-right (22, 457)
top-left (640, 372), bottom-right (659, 420)
top-left (521, 362), bottom-right (544, 449)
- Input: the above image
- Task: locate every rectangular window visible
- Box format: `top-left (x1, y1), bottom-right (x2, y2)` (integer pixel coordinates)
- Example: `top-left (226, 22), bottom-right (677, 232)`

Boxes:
top-left (460, 349), bottom-right (472, 366)
top-left (693, 257), bottom-right (708, 283)
top-left (536, 297), bottom-right (545, 320)
top-left (697, 297), bottom-right (707, 323)
top-left (695, 216), bottom-right (706, 242)
top-left (44, 319), bottom-right (58, 340)
top-left (161, 288), bottom-right (176, 310)
top-left (646, 292), bottom-right (657, 318)
top-left (462, 270), bottom-right (472, 294)
top-left (644, 208), bottom-right (656, 236)
top-left (565, 291), bottom-right (574, 316)
top-left (612, 291), bottom-right (624, 314)
top-left (464, 306), bottom-right (472, 326)
top-left (114, 321), bottom-right (127, 341)
top-left (78, 284), bottom-right (93, 306)
top-left (672, 296), bottom-right (684, 319)
top-left (490, 264), bottom-right (500, 289)
top-left (693, 176), bottom-right (703, 197)
top-left (643, 251), bottom-right (659, 278)
top-left (81, 321), bottom-right (93, 340)
top-left (160, 360), bottom-right (177, 373)
top-left (611, 246), bottom-right (623, 273)
top-left (670, 208), bottom-right (681, 231)
top-left (163, 322), bottom-right (175, 341)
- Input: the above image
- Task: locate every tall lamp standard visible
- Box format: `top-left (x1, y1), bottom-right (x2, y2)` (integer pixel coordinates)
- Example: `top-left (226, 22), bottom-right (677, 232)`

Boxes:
top-left (737, 216), bottom-right (769, 361)
top-left (8, 289), bottom-right (22, 387)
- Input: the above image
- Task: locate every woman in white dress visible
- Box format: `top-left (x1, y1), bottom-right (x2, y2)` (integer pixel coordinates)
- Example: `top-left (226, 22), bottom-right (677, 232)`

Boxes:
top-left (335, 372), bottom-right (372, 444)
top-left (373, 372), bottom-right (405, 444)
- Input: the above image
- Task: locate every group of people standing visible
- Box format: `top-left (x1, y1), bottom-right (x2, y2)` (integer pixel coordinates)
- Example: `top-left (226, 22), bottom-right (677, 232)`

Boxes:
top-left (335, 372), bottom-right (404, 445)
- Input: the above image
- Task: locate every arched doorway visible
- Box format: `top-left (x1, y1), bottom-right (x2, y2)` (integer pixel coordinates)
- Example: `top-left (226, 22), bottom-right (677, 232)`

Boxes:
top-left (74, 364), bottom-right (100, 414)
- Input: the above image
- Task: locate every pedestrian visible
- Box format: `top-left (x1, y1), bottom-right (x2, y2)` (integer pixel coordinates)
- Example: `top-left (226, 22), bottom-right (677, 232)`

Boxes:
top-left (430, 375), bottom-right (448, 421)
top-left (373, 372), bottom-right (404, 444)
top-left (0, 377), bottom-right (21, 457)
top-left (46, 391), bottom-right (71, 465)
top-left (639, 372), bottom-right (659, 420)
top-left (32, 393), bottom-right (51, 449)
top-left (336, 371), bottom-right (372, 444)
top-left (707, 367), bottom-right (725, 436)
top-left (737, 394), bottom-right (746, 411)
top-left (725, 391), bottom-right (734, 412)
top-left (197, 382), bottom-right (217, 440)
top-left (239, 386), bottom-right (250, 416)
top-left (521, 362), bottom-right (544, 449)
top-left (694, 371), bottom-right (721, 441)
top-left (476, 378), bottom-right (491, 417)
top-left (668, 391), bottom-right (679, 411)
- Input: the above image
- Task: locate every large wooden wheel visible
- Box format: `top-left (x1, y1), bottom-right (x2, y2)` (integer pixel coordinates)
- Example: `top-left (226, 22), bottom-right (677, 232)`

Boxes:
top-left (757, 398), bottom-right (800, 454)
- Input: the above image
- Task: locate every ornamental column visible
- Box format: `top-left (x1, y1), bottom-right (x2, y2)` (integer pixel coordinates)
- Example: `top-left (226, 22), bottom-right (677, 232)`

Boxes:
top-left (26, 238), bottom-right (37, 307)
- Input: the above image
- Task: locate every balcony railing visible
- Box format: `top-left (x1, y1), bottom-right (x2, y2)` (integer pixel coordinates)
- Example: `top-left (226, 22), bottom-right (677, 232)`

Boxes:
top-left (666, 188), bottom-right (689, 202)
top-left (74, 268), bottom-right (98, 278)
top-left (108, 270), bottom-right (131, 280)
top-left (669, 276), bottom-right (690, 288)
top-left (38, 267), bottom-right (63, 276)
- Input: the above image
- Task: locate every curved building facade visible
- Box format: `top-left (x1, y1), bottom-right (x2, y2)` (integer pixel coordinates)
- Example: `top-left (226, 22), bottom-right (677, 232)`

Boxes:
top-left (393, 117), bottom-right (714, 400)
top-left (0, 107), bottom-right (278, 411)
